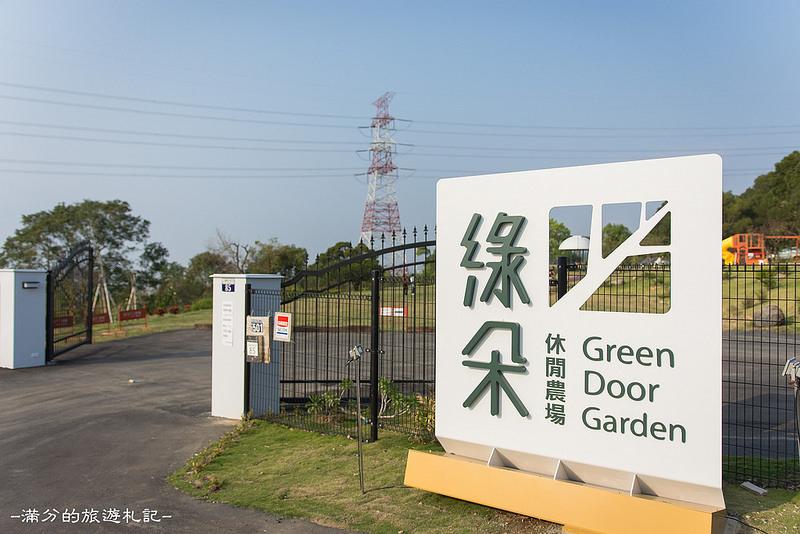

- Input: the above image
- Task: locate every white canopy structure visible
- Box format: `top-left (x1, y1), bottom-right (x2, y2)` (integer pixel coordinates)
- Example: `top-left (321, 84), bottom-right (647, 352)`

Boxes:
top-left (558, 235), bottom-right (590, 251)
top-left (558, 235), bottom-right (590, 264)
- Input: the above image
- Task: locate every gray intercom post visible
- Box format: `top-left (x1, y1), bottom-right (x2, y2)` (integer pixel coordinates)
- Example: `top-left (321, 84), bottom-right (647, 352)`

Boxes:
top-left (211, 273), bottom-right (281, 419)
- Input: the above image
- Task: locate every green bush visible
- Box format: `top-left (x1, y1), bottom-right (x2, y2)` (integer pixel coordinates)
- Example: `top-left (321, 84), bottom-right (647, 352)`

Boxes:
top-left (192, 296), bottom-right (213, 310)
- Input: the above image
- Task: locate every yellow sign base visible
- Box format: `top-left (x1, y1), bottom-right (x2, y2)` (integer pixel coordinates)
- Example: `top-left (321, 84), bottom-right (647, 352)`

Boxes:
top-left (404, 450), bottom-right (726, 534)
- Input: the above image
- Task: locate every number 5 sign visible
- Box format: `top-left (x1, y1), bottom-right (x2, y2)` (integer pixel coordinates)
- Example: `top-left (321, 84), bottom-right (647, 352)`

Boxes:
top-left (245, 315), bottom-right (270, 363)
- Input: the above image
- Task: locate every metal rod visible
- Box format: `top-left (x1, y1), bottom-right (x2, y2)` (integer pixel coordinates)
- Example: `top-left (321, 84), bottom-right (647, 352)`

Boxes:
top-left (370, 270), bottom-right (380, 442)
top-left (87, 247), bottom-right (94, 346)
top-left (356, 352), bottom-right (365, 494)
top-left (557, 255), bottom-right (568, 300)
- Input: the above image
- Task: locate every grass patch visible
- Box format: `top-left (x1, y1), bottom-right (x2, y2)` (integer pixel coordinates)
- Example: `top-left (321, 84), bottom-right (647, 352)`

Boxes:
top-left (724, 482), bottom-right (800, 533)
top-left (92, 308), bottom-right (212, 342)
top-left (168, 419), bottom-right (561, 533)
top-left (169, 419), bottom-right (800, 533)
top-left (724, 457), bottom-right (800, 491)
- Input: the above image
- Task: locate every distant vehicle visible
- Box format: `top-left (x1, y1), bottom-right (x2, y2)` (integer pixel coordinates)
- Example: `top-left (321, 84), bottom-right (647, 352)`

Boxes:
top-left (777, 247), bottom-right (800, 261)
top-left (639, 256), bottom-right (668, 267)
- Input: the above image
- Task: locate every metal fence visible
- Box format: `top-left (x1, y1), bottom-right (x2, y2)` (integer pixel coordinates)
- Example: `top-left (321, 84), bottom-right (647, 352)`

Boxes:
top-left (555, 261), bottom-right (799, 487)
top-left (248, 228), bottom-right (436, 442)
top-left (722, 264), bottom-right (800, 489)
top-left (248, 246), bottom-right (800, 488)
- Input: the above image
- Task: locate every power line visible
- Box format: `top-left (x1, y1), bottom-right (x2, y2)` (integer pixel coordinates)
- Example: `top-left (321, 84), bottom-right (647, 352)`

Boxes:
top-left (0, 120), bottom-right (363, 147)
top-left (1, 127), bottom-right (789, 161)
top-left (0, 81), bottom-right (365, 121)
top-left (413, 144), bottom-right (799, 154)
top-left (408, 148), bottom-right (796, 159)
top-left (0, 130), bottom-right (353, 153)
top-left (409, 118), bottom-right (800, 132)
top-left (0, 94), bottom-right (358, 129)
top-left (0, 158), bottom-right (356, 172)
top-left (409, 126), bottom-right (800, 139)
top-left (0, 168), bottom-right (356, 179)
top-left (6, 83), bottom-right (796, 137)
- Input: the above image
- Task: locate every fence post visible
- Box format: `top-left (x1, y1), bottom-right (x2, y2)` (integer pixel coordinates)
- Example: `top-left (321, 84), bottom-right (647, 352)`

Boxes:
top-left (244, 283), bottom-right (252, 414)
top-left (557, 255), bottom-right (568, 300)
top-left (370, 269), bottom-right (381, 442)
top-left (86, 246), bottom-right (94, 346)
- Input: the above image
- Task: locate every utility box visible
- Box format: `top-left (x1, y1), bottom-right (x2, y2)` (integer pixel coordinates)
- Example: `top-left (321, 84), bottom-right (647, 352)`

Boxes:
top-left (211, 274), bottom-right (282, 419)
top-left (0, 270), bottom-right (47, 369)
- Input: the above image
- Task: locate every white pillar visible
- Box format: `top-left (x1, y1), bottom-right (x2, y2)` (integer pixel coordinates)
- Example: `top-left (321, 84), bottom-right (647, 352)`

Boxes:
top-left (0, 270), bottom-right (47, 369)
top-left (210, 274), bottom-right (282, 419)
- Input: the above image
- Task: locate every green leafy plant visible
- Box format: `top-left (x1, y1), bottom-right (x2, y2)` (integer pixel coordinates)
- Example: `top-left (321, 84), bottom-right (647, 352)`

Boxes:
top-left (306, 391), bottom-right (336, 414)
top-left (305, 394), bottom-right (325, 415)
top-left (377, 377), bottom-right (416, 419)
top-left (412, 391), bottom-right (436, 442)
top-left (304, 377), bottom-right (435, 440)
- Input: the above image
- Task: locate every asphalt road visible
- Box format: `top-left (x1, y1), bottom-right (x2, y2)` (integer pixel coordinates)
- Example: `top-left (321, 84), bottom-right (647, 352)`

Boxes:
top-left (722, 330), bottom-right (800, 458)
top-left (0, 329), bottom-right (349, 533)
top-left (1, 326), bottom-right (795, 533)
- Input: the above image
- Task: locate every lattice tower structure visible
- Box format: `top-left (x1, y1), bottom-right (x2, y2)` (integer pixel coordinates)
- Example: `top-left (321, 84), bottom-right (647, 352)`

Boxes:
top-left (360, 92), bottom-right (401, 246)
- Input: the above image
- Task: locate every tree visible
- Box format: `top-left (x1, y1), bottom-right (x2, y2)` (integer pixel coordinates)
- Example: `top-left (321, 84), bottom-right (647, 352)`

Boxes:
top-left (183, 251), bottom-right (235, 299)
top-left (211, 229), bottom-right (252, 274)
top-left (309, 241), bottom-right (380, 291)
top-left (0, 199), bottom-right (150, 271)
top-left (640, 202), bottom-right (670, 247)
top-left (602, 223), bottom-right (632, 259)
top-left (0, 199), bottom-right (155, 308)
top-left (722, 151), bottom-right (800, 237)
top-left (209, 232), bottom-right (308, 277)
top-left (549, 218), bottom-right (572, 263)
top-left (722, 191), bottom-right (752, 237)
top-left (149, 262), bottom-right (188, 309)
top-left (248, 238), bottom-right (308, 277)
top-left (136, 242), bottom-right (170, 294)
top-left (416, 246), bottom-right (436, 279)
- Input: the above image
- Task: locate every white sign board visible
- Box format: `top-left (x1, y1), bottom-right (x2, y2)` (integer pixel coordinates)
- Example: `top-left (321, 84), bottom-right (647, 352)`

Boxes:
top-left (246, 315), bottom-right (270, 363)
top-left (380, 306), bottom-right (407, 317)
top-left (273, 312), bottom-right (293, 343)
top-left (436, 155), bottom-right (722, 507)
top-left (221, 301), bottom-right (234, 347)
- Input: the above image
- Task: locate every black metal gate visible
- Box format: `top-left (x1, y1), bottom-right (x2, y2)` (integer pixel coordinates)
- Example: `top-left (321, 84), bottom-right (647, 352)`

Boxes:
top-left (249, 228), bottom-right (436, 441)
top-left (46, 243), bottom-right (94, 361)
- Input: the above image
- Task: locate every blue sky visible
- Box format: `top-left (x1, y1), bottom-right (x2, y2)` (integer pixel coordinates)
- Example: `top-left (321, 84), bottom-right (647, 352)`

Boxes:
top-left (1, 1), bottom-right (798, 265)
